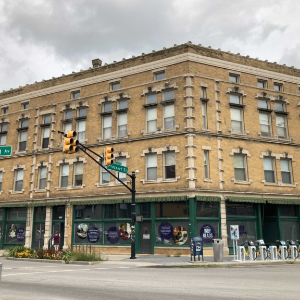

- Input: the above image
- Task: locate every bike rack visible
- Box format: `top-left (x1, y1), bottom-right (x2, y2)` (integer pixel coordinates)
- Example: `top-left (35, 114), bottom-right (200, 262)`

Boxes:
top-left (269, 246), bottom-right (277, 260)
top-left (237, 246), bottom-right (245, 261)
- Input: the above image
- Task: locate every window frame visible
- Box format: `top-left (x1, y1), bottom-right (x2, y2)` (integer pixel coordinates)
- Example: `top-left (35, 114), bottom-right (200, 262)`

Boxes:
top-left (257, 80), bottom-right (267, 89)
top-left (201, 101), bottom-right (208, 130)
top-left (263, 157), bottom-right (276, 183)
top-left (76, 119), bottom-right (86, 143)
top-left (163, 104), bottom-right (175, 130)
top-left (280, 159), bottom-right (292, 184)
top-left (117, 113), bottom-right (127, 137)
top-left (110, 82), bottom-right (120, 91)
top-left (154, 71), bottom-right (165, 81)
top-left (71, 90), bottom-right (80, 99)
top-left (259, 112), bottom-right (272, 137)
top-left (146, 153), bottom-right (157, 181)
top-left (229, 74), bottom-right (239, 83)
top-left (38, 166), bottom-right (47, 190)
top-left (163, 151), bottom-right (176, 180)
top-left (0, 171), bottom-right (3, 191)
top-left (60, 164), bottom-right (69, 188)
top-left (146, 107), bottom-right (157, 133)
top-left (73, 162), bottom-right (83, 187)
top-left (204, 150), bottom-right (210, 179)
top-left (14, 169), bottom-right (24, 192)
top-left (230, 107), bottom-right (244, 134)
top-left (274, 83), bottom-right (283, 92)
top-left (233, 154), bottom-right (247, 182)
top-left (103, 115), bottom-right (112, 139)
top-left (276, 114), bottom-right (288, 139)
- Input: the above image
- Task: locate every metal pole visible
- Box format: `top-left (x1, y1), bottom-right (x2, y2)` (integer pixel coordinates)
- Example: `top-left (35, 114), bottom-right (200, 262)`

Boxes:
top-left (130, 171), bottom-right (136, 259)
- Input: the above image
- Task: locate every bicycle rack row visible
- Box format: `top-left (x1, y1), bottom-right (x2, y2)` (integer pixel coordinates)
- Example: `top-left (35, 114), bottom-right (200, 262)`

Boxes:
top-left (236, 240), bottom-right (299, 261)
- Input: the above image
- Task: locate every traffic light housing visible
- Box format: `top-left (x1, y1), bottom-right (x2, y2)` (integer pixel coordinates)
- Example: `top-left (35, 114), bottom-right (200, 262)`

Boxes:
top-left (63, 130), bottom-right (79, 154)
top-left (105, 147), bottom-right (114, 166)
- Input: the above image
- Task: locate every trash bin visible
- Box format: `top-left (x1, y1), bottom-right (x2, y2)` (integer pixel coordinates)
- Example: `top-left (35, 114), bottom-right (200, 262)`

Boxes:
top-left (212, 239), bottom-right (223, 262)
top-left (0, 263), bottom-right (2, 283)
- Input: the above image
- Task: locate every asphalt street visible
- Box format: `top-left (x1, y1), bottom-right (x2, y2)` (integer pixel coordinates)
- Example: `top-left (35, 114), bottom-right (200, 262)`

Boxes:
top-left (0, 258), bottom-right (300, 300)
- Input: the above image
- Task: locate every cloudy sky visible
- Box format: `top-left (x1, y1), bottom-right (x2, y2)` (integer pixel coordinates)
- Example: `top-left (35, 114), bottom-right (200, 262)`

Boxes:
top-left (0, 0), bottom-right (299, 91)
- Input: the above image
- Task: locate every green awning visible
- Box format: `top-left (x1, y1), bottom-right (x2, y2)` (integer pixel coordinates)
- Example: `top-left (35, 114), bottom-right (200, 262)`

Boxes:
top-left (0, 203), bottom-right (28, 208)
top-left (227, 196), bottom-right (266, 204)
top-left (196, 196), bottom-right (221, 202)
top-left (28, 201), bottom-right (68, 207)
top-left (266, 198), bottom-right (300, 205)
top-left (136, 196), bottom-right (187, 203)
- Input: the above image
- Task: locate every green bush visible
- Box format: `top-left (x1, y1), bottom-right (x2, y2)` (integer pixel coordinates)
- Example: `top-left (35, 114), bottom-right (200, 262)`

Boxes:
top-left (71, 252), bottom-right (103, 262)
top-left (7, 245), bottom-right (37, 258)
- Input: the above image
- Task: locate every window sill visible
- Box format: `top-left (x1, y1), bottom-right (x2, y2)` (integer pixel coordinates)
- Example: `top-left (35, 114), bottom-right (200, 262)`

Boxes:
top-left (261, 181), bottom-right (296, 187)
top-left (140, 177), bottom-right (180, 184)
top-left (33, 189), bottom-right (47, 193)
top-left (14, 150), bottom-right (28, 155)
top-left (55, 186), bottom-right (84, 191)
top-left (95, 181), bottom-right (128, 188)
top-left (9, 190), bottom-right (25, 194)
top-left (232, 179), bottom-right (253, 185)
top-left (203, 178), bottom-right (212, 183)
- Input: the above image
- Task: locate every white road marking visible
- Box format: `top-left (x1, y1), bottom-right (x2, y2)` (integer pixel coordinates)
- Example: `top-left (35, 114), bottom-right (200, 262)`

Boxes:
top-left (118, 267), bottom-right (130, 269)
top-left (95, 267), bottom-right (109, 270)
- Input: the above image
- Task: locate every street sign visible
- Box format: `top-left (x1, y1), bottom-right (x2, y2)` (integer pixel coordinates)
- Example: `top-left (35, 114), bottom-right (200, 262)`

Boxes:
top-left (107, 163), bottom-right (128, 174)
top-left (0, 146), bottom-right (12, 156)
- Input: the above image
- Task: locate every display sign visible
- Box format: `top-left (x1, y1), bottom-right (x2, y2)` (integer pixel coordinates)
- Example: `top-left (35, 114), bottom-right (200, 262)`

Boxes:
top-left (200, 224), bottom-right (215, 243)
top-left (107, 163), bottom-right (128, 174)
top-left (0, 146), bottom-right (12, 156)
top-left (87, 227), bottom-right (100, 243)
top-left (230, 225), bottom-right (239, 240)
top-left (16, 228), bottom-right (25, 242)
top-left (106, 227), bottom-right (119, 244)
top-left (158, 222), bottom-right (173, 240)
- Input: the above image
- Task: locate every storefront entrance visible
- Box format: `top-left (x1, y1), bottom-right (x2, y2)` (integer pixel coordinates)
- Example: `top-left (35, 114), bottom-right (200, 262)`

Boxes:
top-left (139, 221), bottom-right (151, 254)
top-left (32, 207), bottom-right (46, 250)
top-left (52, 206), bottom-right (65, 250)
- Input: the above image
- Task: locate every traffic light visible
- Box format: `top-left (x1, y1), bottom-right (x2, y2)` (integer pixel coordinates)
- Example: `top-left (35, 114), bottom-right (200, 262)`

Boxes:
top-left (63, 130), bottom-right (79, 153)
top-left (105, 147), bottom-right (114, 166)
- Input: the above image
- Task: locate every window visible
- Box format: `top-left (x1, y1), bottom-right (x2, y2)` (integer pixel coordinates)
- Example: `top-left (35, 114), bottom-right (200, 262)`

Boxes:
top-left (63, 122), bottom-right (72, 136)
top-left (276, 115), bottom-right (287, 138)
top-left (280, 159), bottom-right (292, 184)
top-left (77, 120), bottom-right (86, 142)
top-left (118, 99), bottom-right (127, 109)
top-left (18, 119), bottom-right (28, 151)
top-left (275, 102), bottom-right (285, 112)
top-left (41, 115), bottom-right (51, 149)
top-left (118, 113), bottom-right (127, 137)
top-left (64, 110), bottom-right (72, 120)
top-left (14, 169), bottom-right (24, 191)
top-left (163, 90), bottom-right (175, 101)
top-left (78, 107), bottom-right (87, 118)
top-left (74, 162), bottom-right (83, 186)
top-left (229, 94), bottom-right (241, 104)
top-left (202, 101), bottom-right (207, 129)
top-left (229, 74), bottom-right (239, 83)
top-left (164, 151), bottom-right (176, 179)
top-left (258, 80), bottom-right (267, 89)
top-left (204, 150), bottom-right (210, 179)
top-left (101, 168), bottom-right (110, 184)
top-left (22, 102), bottom-right (29, 110)
top-left (43, 114), bottom-right (51, 124)
top-left (116, 157), bottom-right (126, 182)
top-left (0, 124), bottom-right (8, 145)
top-left (71, 91), bottom-right (80, 99)
top-left (111, 82), bottom-right (120, 91)
top-left (103, 115), bottom-right (112, 139)
top-left (258, 99), bottom-right (269, 109)
top-left (263, 157), bottom-right (275, 183)
top-left (259, 113), bottom-right (271, 137)
top-left (38, 166), bottom-right (47, 190)
top-left (103, 102), bottom-right (112, 113)
top-left (60, 164), bottom-right (69, 188)
top-left (274, 83), bottom-right (283, 92)
top-left (201, 87), bottom-right (207, 99)
top-left (147, 107), bottom-right (157, 132)
top-left (164, 104), bottom-right (175, 130)
top-left (0, 171), bottom-right (2, 190)
top-left (2, 107), bottom-right (8, 114)
top-left (146, 154), bottom-right (157, 180)
top-left (233, 155), bottom-right (247, 181)
top-left (146, 93), bottom-right (157, 105)
top-left (154, 71), bottom-right (165, 81)
top-left (230, 108), bottom-right (243, 133)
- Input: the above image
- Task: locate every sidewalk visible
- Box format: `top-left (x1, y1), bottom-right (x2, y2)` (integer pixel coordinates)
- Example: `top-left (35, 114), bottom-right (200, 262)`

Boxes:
top-left (101, 254), bottom-right (300, 268)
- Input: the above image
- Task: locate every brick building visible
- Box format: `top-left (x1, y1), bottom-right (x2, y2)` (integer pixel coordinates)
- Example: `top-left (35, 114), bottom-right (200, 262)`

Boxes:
top-left (0, 43), bottom-right (300, 255)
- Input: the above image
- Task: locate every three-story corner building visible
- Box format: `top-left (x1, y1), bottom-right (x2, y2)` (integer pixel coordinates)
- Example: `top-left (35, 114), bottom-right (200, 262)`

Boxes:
top-left (0, 43), bottom-right (300, 255)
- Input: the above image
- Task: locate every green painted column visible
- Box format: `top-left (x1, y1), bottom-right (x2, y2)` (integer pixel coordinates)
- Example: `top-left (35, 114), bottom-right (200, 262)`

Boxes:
top-left (276, 205), bottom-right (281, 240)
top-left (189, 197), bottom-right (196, 238)
top-left (257, 204), bottom-right (263, 239)
top-left (0, 208), bottom-right (6, 249)
top-left (135, 203), bottom-right (141, 254)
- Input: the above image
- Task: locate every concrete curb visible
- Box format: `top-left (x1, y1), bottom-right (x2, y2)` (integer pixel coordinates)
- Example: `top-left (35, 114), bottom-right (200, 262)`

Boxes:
top-left (5, 257), bottom-right (103, 265)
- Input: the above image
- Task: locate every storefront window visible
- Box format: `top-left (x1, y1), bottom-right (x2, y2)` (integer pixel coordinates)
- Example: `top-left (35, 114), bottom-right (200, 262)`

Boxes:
top-left (0, 208), bottom-right (3, 220)
top-left (155, 221), bottom-right (189, 246)
top-left (5, 223), bottom-right (26, 244)
top-left (196, 202), bottom-right (219, 217)
top-left (263, 220), bottom-right (278, 244)
top-left (197, 221), bottom-right (219, 244)
top-left (264, 204), bottom-right (277, 217)
top-left (280, 221), bottom-right (300, 241)
top-left (226, 203), bottom-right (255, 216)
top-left (74, 205), bottom-right (102, 220)
top-left (32, 223), bottom-right (45, 250)
top-left (53, 206), bottom-right (65, 220)
top-left (7, 207), bottom-right (27, 221)
top-left (279, 205), bottom-right (298, 217)
top-left (155, 202), bottom-right (188, 218)
top-left (35, 207), bottom-right (46, 221)
top-left (227, 220), bottom-right (256, 246)
top-left (74, 222), bottom-right (103, 244)
top-left (104, 222), bottom-right (131, 245)
top-left (140, 203), bottom-right (151, 218)
top-left (104, 204), bottom-right (130, 219)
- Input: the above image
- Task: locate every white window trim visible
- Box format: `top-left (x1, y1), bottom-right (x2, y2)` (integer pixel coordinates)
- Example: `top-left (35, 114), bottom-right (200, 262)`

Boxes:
top-left (0, 168), bottom-right (5, 195)
top-left (10, 165), bottom-right (26, 194)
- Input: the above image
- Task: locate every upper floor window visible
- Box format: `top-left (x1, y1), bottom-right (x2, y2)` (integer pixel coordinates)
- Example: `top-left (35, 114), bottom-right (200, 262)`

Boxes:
top-left (103, 102), bottom-right (112, 113)
top-left (229, 94), bottom-right (241, 105)
top-left (263, 157), bottom-right (275, 183)
top-left (60, 164), bottom-right (69, 188)
top-left (73, 162), bottom-right (83, 187)
top-left (14, 169), bottom-right (24, 191)
top-left (22, 102), bottom-right (29, 110)
top-left (2, 107), bottom-right (8, 115)
top-left (76, 120), bottom-right (86, 143)
top-left (110, 82), bottom-right (120, 91)
top-left (71, 91), bottom-right (80, 99)
top-left (230, 107), bottom-right (244, 134)
top-left (163, 90), bottom-right (175, 101)
top-left (163, 104), bottom-right (175, 130)
top-left (201, 87), bottom-right (207, 99)
top-left (116, 157), bottom-right (126, 182)
top-left (103, 115), bottom-right (112, 139)
top-left (233, 154), bottom-right (247, 181)
top-left (154, 71), bottom-right (165, 81)
top-left (280, 159), bottom-right (292, 184)
top-left (38, 166), bottom-right (47, 190)
top-left (274, 102), bottom-right (286, 112)
top-left (64, 110), bottom-right (72, 120)
top-left (276, 115), bottom-right (287, 139)
top-left (41, 115), bottom-right (51, 149)
top-left (101, 167), bottom-right (110, 184)
top-left (78, 107), bottom-right (87, 118)
top-left (146, 107), bottom-right (157, 133)
top-left (0, 124), bottom-right (8, 146)
top-left (146, 153), bottom-right (157, 181)
top-left (204, 150), bottom-right (210, 179)
top-left (259, 112), bottom-right (272, 137)
top-left (0, 171), bottom-right (2, 191)
top-left (43, 114), bottom-right (51, 125)
top-left (229, 74), bottom-right (239, 83)
top-left (274, 83), bottom-right (283, 92)
top-left (258, 99), bottom-right (270, 109)
top-left (164, 151), bottom-right (176, 179)
top-left (118, 113), bottom-right (127, 137)
top-left (146, 93), bottom-right (157, 105)
top-left (118, 99), bottom-right (127, 109)
top-left (258, 80), bottom-right (267, 89)
top-left (202, 101), bottom-right (208, 130)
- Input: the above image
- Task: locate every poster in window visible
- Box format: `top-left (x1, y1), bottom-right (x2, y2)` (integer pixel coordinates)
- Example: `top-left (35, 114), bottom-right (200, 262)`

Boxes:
top-left (230, 225), bottom-right (239, 240)
top-left (172, 226), bottom-right (188, 245)
top-left (158, 222), bottom-right (173, 240)
top-left (8, 224), bottom-right (17, 239)
top-left (87, 227), bottom-right (100, 243)
top-left (106, 227), bottom-right (119, 244)
top-left (77, 223), bottom-right (89, 239)
top-left (200, 224), bottom-right (215, 243)
top-left (118, 223), bottom-right (131, 240)
top-left (16, 227), bottom-right (25, 242)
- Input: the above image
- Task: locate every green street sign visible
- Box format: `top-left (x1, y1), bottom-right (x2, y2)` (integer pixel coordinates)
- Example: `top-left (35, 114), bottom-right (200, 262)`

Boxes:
top-left (107, 163), bottom-right (128, 174)
top-left (0, 146), bottom-right (12, 156)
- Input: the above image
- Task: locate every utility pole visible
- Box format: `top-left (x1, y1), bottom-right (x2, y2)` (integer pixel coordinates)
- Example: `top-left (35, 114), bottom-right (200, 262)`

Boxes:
top-left (130, 171), bottom-right (136, 259)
